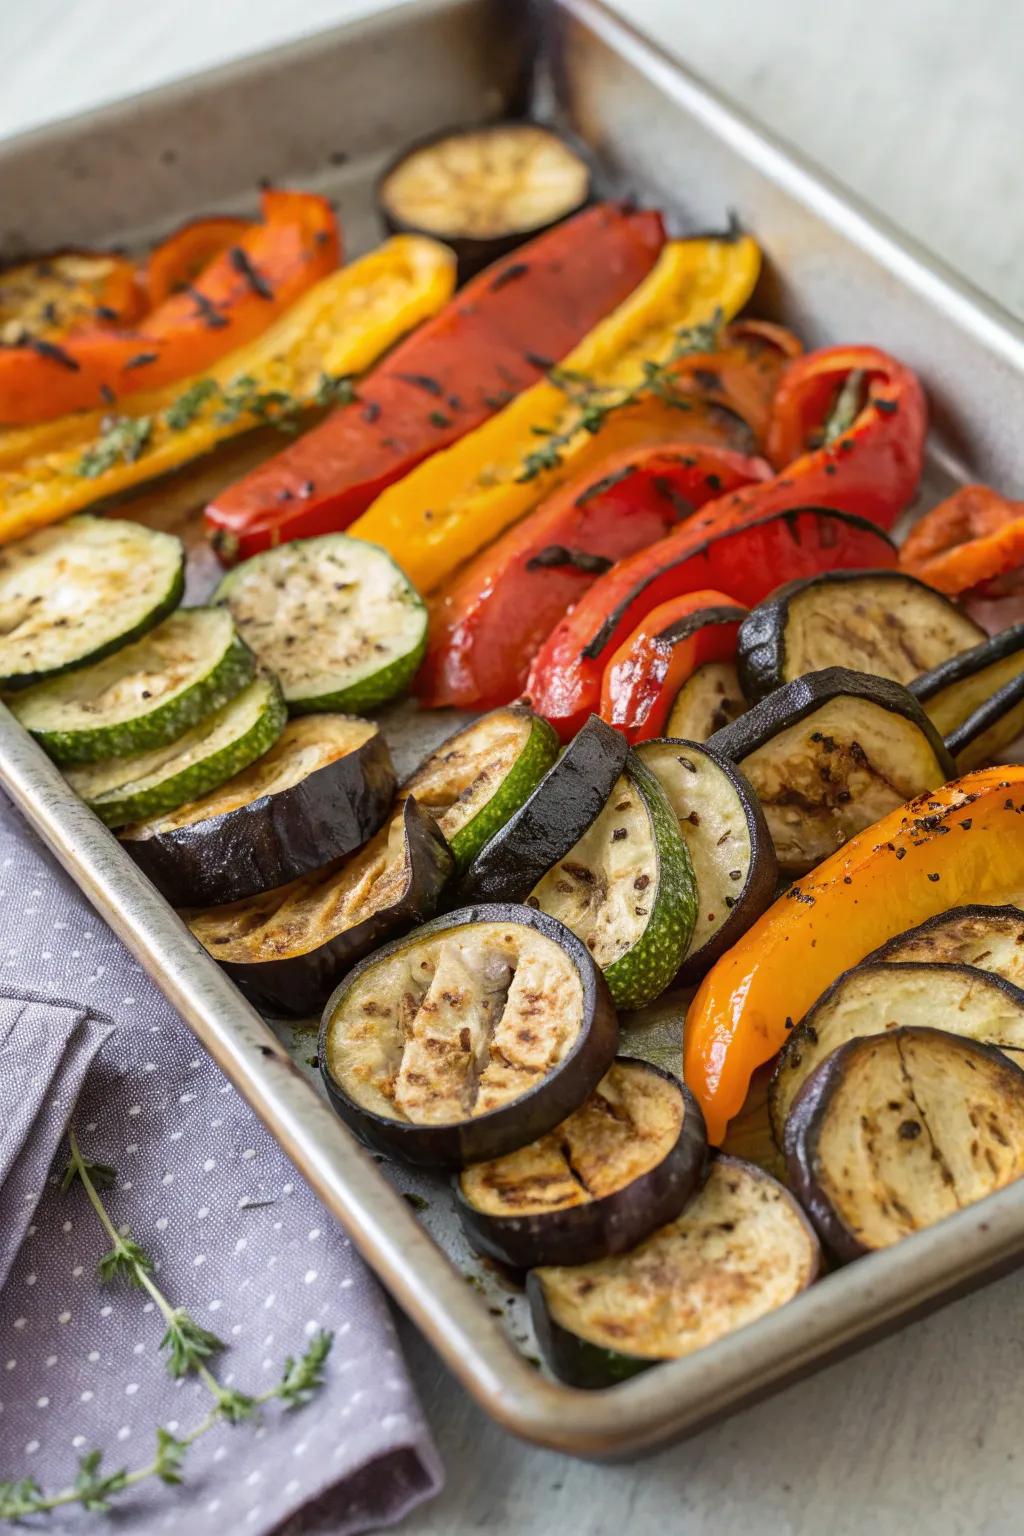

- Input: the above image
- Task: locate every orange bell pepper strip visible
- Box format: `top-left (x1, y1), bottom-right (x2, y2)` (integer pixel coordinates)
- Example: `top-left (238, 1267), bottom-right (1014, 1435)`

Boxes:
top-left (0, 250), bottom-right (142, 342)
top-left (0, 189), bottom-right (340, 425)
top-left (145, 215), bottom-right (250, 305)
top-left (899, 483), bottom-right (1024, 595)
top-left (684, 765), bottom-right (1024, 1144)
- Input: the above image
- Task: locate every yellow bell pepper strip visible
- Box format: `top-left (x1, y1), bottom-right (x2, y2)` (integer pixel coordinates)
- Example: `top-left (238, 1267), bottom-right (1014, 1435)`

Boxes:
top-left (348, 234), bottom-right (761, 593)
top-left (0, 236), bottom-right (455, 546)
top-left (684, 765), bottom-right (1024, 1145)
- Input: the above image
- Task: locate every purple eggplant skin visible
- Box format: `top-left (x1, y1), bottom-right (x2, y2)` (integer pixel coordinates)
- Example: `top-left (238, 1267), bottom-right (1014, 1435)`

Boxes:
top-left (526, 1269), bottom-right (656, 1389)
top-left (217, 797), bottom-right (453, 1018)
top-left (453, 1058), bottom-right (707, 1269)
top-left (318, 903), bottom-right (620, 1169)
top-left (122, 729), bottom-right (396, 907)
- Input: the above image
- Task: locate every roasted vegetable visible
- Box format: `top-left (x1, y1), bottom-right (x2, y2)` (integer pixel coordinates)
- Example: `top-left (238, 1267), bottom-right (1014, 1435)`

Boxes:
top-left (946, 671), bottom-right (1024, 771)
top-left (528, 506), bottom-right (897, 741)
top-left (204, 204), bottom-right (666, 560)
top-left (866, 903), bottom-right (1024, 982)
top-left (707, 668), bottom-right (955, 874)
top-left (378, 123), bottom-right (590, 279)
top-left (456, 1058), bottom-right (706, 1267)
top-left (188, 796), bottom-right (453, 1016)
top-left (600, 590), bottom-right (745, 744)
top-left (666, 660), bottom-right (746, 741)
top-left (418, 443), bottom-right (768, 711)
top-left (145, 215), bottom-right (249, 306)
top-left (528, 750), bottom-right (697, 1009)
top-left (214, 533), bottom-right (426, 714)
top-left (400, 706), bottom-right (559, 873)
top-left (635, 739), bottom-right (777, 982)
top-left (0, 515), bottom-right (184, 692)
top-left (684, 765), bottom-right (1024, 1144)
top-left (0, 249), bottom-right (141, 341)
top-left (771, 961), bottom-right (1024, 1143)
top-left (318, 903), bottom-right (619, 1166)
top-left (912, 623), bottom-right (1024, 742)
top-left (121, 715), bottom-right (395, 906)
top-left (736, 569), bottom-right (984, 704)
top-left (12, 608), bottom-right (253, 764)
top-left (900, 483), bottom-right (1024, 597)
top-left (528, 1155), bottom-right (820, 1388)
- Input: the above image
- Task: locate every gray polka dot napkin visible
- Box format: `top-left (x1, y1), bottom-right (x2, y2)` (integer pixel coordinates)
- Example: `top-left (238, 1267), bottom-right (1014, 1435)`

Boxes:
top-left (0, 793), bottom-right (442, 1534)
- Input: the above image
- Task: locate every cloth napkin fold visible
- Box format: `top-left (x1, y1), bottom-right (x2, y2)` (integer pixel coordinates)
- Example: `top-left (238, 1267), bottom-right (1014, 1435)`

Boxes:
top-left (0, 792), bottom-right (442, 1534)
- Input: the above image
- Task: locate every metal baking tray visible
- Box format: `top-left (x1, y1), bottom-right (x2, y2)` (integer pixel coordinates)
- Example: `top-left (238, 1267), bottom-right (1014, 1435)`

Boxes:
top-left (4, 0), bottom-right (1024, 1459)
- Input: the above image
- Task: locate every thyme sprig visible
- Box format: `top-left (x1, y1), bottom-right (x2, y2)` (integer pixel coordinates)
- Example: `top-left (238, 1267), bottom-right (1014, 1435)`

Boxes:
top-left (817, 366), bottom-right (867, 447)
top-left (0, 1126), bottom-right (333, 1520)
top-left (77, 416), bottom-right (153, 478)
top-left (515, 310), bottom-right (723, 483)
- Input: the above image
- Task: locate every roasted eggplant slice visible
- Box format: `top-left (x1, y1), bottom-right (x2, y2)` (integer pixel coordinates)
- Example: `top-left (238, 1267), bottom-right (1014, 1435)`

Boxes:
top-left (527, 1155), bottom-right (820, 1388)
top-left (945, 670), bottom-right (1024, 771)
top-left (866, 904), bottom-right (1024, 985)
top-left (377, 123), bottom-right (591, 280)
top-left (665, 659), bottom-right (746, 742)
top-left (121, 715), bottom-right (396, 906)
top-left (455, 714), bottom-right (628, 905)
top-left (769, 960), bottom-right (1024, 1143)
top-left (0, 515), bottom-right (184, 692)
top-left (11, 608), bottom-right (254, 764)
top-left (528, 750), bottom-right (697, 1009)
top-left (635, 739), bottom-right (777, 983)
top-left (455, 1058), bottom-right (706, 1267)
top-left (401, 705), bottom-right (559, 873)
top-left (188, 796), bottom-right (452, 1017)
top-left (214, 533), bottom-right (428, 714)
top-left (708, 668), bottom-right (956, 874)
top-left (785, 1027), bottom-right (1024, 1260)
top-left (911, 622), bottom-right (1024, 746)
top-left (318, 903), bottom-right (618, 1167)
top-left (737, 569), bottom-right (984, 703)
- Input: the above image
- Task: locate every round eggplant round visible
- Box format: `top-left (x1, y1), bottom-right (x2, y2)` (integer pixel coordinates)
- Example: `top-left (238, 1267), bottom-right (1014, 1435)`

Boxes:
top-left (318, 903), bottom-right (619, 1168)
top-left (864, 903), bottom-right (1024, 987)
top-left (527, 1155), bottom-right (821, 1389)
top-left (121, 715), bottom-right (396, 906)
top-left (945, 669), bottom-right (1024, 771)
top-left (455, 1057), bottom-right (706, 1267)
top-left (186, 796), bottom-right (453, 1017)
top-left (784, 1026), bottom-right (1024, 1261)
top-left (911, 620), bottom-right (1024, 739)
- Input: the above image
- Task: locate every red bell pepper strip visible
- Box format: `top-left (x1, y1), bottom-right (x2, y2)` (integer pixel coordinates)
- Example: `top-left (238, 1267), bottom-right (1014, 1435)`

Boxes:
top-left (599, 589), bottom-right (746, 743)
top-left (417, 441), bottom-right (769, 711)
top-left (899, 483), bottom-right (1024, 595)
top-left (203, 203), bottom-right (666, 562)
top-left (145, 215), bottom-right (250, 306)
top-left (526, 505), bottom-right (897, 739)
top-left (0, 189), bottom-right (340, 425)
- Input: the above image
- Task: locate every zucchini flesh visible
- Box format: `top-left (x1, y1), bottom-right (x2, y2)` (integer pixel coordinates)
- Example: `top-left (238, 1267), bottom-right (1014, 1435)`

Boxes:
top-left (867, 904), bottom-right (1024, 986)
top-left (0, 514), bottom-right (184, 690)
top-left (402, 706), bottom-right (559, 872)
top-left (666, 660), bottom-right (746, 742)
top-left (214, 533), bottom-right (427, 713)
top-left (529, 752), bottom-right (697, 1009)
top-left (11, 607), bottom-right (253, 764)
top-left (66, 672), bottom-right (286, 827)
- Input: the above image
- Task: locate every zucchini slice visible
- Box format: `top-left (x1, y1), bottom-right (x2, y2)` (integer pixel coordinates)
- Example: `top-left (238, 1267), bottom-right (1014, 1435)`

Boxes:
top-left (911, 622), bottom-right (1024, 742)
top-left (214, 533), bottom-right (427, 714)
top-left (11, 608), bottom-right (253, 764)
top-left (665, 659), bottom-right (746, 743)
top-left (188, 797), bottom-right (453, 1017)
top-left (66, 672), bottom-right (286, 829)
top-left (769, 960), bottom-right (1024, 1143)
top-left (456, 1057), bottom-right (706, 1267)
top-left (866, 903), bottom-right (1024, 983)
top-left (401, 705), bottom-right (559, 874)
top-left (455, 714), bottom-right (628, 905)
top-left (635, 739), bottom-right (777, 984)
top-left (785, 1027), bottom-right (1024, 1261)
top-left (708, 667), bottom-right (956, 875)
top-left (319, 903), bottom-right (618, 1167)
top-left (0, 514), bottom-right (184, 691)
top-left (377, 123), bottom-right (591, 280)
top-left (945, 670), bottom-right (1024, 771)
top-left (121, 715), bottom-right (396, 907)
top-left (527, 1156), bottom-right (820, 1388)
top-left (737, 569), bottom-right (984, 703)
top-left (528, 750), bottom-right (697, 1010)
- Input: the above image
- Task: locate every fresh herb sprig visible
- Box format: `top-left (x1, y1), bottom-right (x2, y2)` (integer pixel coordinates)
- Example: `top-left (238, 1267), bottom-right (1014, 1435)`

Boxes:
top-left (817, 366), bottom-right (867, 447)
top-left (0, 1126), bottom-right (333, 1520)
top-left (77, 416), bottom-right (153, 478)
top-left (515, 311), bottom-right (723, 483)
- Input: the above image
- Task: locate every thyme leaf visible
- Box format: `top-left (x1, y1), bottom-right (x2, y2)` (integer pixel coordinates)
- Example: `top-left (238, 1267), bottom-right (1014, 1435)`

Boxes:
top-left (76, 415), bottom-right (153, 478)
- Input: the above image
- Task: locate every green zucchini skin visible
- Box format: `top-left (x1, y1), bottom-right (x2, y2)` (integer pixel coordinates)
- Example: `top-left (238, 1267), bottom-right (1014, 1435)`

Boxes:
top-left (318, 903), bottom-right (619, 1168)
top-left (14, 615), bottom-right (255, 765)
top-left (454, 1059), bottom-right (707, 1268)
top-left (526, 1273), bottom-right (656, 1388)
top-left (454, 715), bottom-right (628, 905)
top-left (121, 724), bottom-right (396, 907)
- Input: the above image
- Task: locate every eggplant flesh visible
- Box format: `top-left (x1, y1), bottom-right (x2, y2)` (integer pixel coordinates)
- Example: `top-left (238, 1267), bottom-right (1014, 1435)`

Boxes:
top-left (785, 1026), bottom-right (1024, 1260)
top-left (911, 621), bottom-right (1024, 737)
top-left (945, 670), bottom-right (1024, 771)
top-left (666, 660), bottom-right (746, 743)
top-left (867, 904), bottom-right (1024, 987)
top-left (769, 960), bottom-right (1024, 1144)
top-left (456, 1058), bottom-right (706, 1267)
top-left (528, 1155), bottom-right (820, 1386)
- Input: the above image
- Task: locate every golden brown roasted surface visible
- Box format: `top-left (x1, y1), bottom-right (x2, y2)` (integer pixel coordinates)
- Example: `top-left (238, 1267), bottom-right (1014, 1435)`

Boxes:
top-left (666, 660), bottom-right (745, 742)
top-left (781, 578), bottom-right (982, 685)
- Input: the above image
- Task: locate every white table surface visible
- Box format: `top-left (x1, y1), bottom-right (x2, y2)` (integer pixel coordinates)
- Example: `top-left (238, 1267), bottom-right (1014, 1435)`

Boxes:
top-left (7, 3), bottom-right (1024, 1531)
